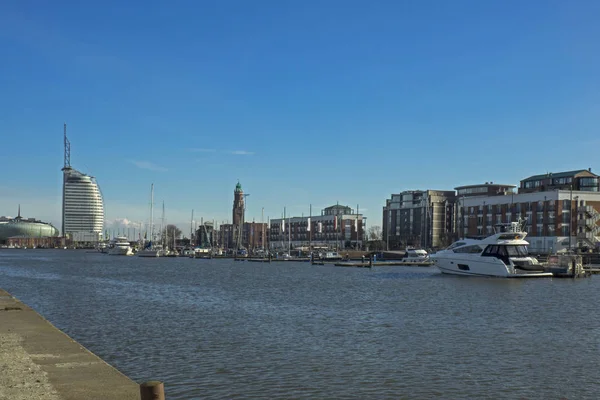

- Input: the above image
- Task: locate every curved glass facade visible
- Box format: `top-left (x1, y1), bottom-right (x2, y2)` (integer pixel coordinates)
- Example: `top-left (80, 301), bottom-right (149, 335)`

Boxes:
top-left (0, 221), bottom-right (60, 241)
top-left (62, 168), bottom-right (104, 240)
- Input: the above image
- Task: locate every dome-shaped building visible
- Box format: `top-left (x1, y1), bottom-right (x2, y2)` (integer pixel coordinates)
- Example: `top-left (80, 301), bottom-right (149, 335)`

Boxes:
top-left (0, 207), bottom-right (59, 243)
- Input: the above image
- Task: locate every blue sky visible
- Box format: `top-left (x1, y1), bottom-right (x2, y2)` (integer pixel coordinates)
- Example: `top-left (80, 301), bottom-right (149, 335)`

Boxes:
top-left (1, 0), bottom-right (599, 234)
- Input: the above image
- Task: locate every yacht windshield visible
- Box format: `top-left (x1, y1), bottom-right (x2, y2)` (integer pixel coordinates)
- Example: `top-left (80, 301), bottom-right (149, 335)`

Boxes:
top-left (482, 245), bottom-right (529, 259)
top-left (505, 245), bottom-right (529, 257)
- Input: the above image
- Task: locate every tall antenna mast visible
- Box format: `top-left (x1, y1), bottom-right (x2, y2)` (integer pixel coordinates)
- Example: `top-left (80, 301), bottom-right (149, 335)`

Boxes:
top-left (63, 122), bottom-right (71, 168)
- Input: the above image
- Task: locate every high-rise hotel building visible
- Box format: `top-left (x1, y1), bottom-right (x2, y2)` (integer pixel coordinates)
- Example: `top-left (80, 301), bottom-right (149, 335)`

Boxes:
top-left (61, 124), bottom-right (105, 242)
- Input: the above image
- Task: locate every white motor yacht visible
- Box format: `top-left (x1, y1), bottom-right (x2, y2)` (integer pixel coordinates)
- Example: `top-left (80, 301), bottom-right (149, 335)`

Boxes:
top-left (108, 237), bottom-right (133, 256)
top-left (431, 220), bottom-right (552, 278)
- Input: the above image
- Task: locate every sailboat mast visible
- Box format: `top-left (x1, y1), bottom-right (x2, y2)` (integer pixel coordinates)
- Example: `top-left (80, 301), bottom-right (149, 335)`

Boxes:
top-left (309, 204), bottom-right (312, 253)
top-left (161, 201), bottom-right (165, 248)
top-left (150, 184), bottom-right (154, 244)
top-left (190, 210), bottom-right (194, 247)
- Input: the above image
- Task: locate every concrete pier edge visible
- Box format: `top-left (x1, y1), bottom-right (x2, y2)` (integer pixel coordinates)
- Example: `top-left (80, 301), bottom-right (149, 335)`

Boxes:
top-left (0, 288), bottom-right (140, 400)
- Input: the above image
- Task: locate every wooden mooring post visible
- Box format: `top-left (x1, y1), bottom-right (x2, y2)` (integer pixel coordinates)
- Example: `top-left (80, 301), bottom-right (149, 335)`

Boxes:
top-left (140, 381), bottom-right (165, 400)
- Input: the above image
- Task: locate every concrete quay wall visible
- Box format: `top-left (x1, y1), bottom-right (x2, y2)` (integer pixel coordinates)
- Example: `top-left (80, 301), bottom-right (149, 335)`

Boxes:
top-left (0, 289), bottom-right (140, 400)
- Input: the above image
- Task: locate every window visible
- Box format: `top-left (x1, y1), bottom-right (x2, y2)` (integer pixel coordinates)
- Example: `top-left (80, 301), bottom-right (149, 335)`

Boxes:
top-left (505, 245), bottom-right (529, 257)
top-left (447, 241), bottom-right (466, 250)
top-left (579, 177), bottom-right (598, 187)
top-left (524, 180), bottom-right (541, 189)
top-left (453, 245), bottom-right (483, 254)
top-left (483, 245), bottom-right (528, 257)
top-left (562, 200), bottom-right (571, 210)
top-left (457, 186), bottom-right (488, 195)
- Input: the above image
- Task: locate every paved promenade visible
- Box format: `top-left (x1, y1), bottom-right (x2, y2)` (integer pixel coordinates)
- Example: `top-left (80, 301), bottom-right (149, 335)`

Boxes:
top-left (0, 289), bottom-right (140, 400)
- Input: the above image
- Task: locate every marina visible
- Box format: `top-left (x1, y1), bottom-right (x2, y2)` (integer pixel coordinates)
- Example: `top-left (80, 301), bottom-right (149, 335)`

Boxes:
top-left (2, 249), bottom-right (600, 399)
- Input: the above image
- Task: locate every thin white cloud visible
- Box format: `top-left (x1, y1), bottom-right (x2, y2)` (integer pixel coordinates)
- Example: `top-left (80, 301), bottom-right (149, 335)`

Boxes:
top-left (105, 218), bottom-right (141, 228)
top-left (130, 160), bottom-right (168, 172)
top-left (189, 148), bottom-right (216, 153)
top-left (230, 150), bottom-right (255, 155)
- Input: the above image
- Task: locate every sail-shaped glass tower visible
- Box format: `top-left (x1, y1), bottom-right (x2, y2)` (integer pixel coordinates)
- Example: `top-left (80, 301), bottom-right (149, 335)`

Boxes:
top-left (61, 124), bottom-right (105, 242)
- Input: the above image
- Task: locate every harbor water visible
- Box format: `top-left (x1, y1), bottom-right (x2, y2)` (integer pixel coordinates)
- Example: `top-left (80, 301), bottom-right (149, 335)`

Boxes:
top-left (1, 250), bottom-right (599, 399)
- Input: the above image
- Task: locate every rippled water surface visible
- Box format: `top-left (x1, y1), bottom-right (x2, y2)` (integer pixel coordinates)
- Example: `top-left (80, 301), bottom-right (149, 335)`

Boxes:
top-left (1, 250), bottom-right (600, 399)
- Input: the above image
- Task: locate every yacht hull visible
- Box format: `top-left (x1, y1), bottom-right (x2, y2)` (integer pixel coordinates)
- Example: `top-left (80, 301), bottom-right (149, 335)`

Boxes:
top-left (435, 259), bottom-right (552, 278)
top-left (137, 250), bottom-right (161, 257)
top-left (108, 247), bottom-right (133, 256)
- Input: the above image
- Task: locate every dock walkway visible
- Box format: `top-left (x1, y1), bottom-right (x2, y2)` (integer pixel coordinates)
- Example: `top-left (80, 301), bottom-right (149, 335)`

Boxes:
top-left (0, 289), bottom-right (139, 400)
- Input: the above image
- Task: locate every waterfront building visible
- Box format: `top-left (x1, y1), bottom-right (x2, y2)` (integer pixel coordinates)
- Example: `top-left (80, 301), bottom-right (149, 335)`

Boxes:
top-left (61, 124), bottom-right (105, 243)
top-left (455, 170), bottom-right (600, 254)
top-left (0, 206), bottom-right (60, 245)
top-left (218, 221), bottom-right (268, 251)
top-left (382, 190), bottom-right (456, 250)
top-left (233, 181), bottom-right (244, 227)
top-left (269, 204), bottom-right (365, 251)
top-left (217, 182), bottom-right (267, 251)
top-left (518, 168), bottom-right (599, 193)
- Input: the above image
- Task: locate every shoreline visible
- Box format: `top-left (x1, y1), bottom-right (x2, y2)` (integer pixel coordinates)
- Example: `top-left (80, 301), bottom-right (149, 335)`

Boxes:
top-left (0, 288), bottom-right (140, 400)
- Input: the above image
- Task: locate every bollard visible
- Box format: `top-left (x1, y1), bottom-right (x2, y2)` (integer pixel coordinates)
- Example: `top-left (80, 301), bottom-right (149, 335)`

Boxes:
top-left (140, 381), bottom-right (165, 400)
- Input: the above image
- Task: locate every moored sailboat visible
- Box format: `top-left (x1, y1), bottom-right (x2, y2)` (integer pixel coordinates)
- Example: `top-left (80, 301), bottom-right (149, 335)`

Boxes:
top-left (138, 184), bottom-right (161, 257)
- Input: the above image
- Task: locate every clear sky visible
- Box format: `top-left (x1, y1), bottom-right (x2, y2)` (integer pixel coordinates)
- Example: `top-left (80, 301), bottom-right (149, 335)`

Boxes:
top-left (1, 0), bottom-right (599, 235)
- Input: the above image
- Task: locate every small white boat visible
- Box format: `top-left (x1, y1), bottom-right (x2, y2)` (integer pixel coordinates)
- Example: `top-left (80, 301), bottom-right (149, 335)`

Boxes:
top-left (321, 251), bottom-right (342, 260)
top-left (137, 246), bottom-right (161, 257)
top-left (403, 248), bottom-right (430, 263)
top-left (193, 248), bottom-right (211, 258)
top-left (108, 237), bottom-right (133, 256)
top-left (97, 241), bottom-right (110, 253)
top-left (431, 220), bottom-right (552, 278)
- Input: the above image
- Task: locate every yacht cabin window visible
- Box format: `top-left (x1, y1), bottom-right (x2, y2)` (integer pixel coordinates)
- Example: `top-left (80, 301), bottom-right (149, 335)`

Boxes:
top-left (453, 245), bottom-right (483, 254)
top-left (482, 245), bottom-right (528, 258)
top-left (446, 241), bottom-right (466, 250)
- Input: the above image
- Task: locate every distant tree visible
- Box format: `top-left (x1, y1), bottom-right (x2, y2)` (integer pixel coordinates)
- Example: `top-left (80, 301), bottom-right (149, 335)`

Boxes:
top-left (368, 226), bottom-right (383, 241)
top-left (161, 224), bottom-right (182, 246)
top-left (367, 225), bottom-right (385, 251)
